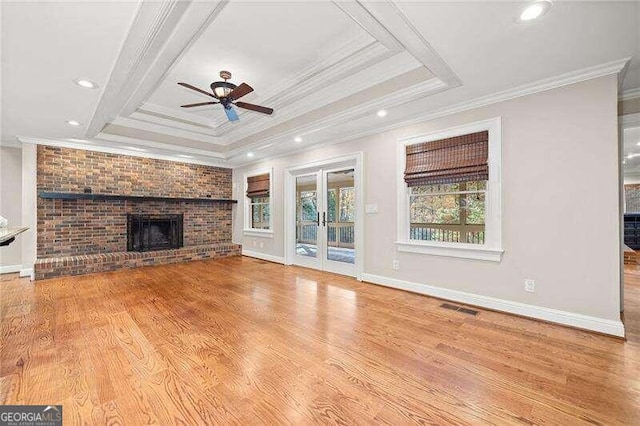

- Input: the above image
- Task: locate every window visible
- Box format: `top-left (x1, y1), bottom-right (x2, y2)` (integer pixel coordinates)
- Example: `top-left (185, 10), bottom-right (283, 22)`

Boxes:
top-left (397, 118), bottom-right (502, 261)
top-left (251, 196), bottom-right (270, 229)
top-left (244, 170), bottom-right (273, 235)
top-left (410, 181), bottom-right (486, 244)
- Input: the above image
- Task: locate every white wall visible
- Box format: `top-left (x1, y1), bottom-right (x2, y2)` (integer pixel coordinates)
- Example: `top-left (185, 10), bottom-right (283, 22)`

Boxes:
top-left (0, 146), bottom-right (23, 271)
top-left (21, 143), bottom-right (37, 279)
top-left (233, 75), bottom-right (621, 334)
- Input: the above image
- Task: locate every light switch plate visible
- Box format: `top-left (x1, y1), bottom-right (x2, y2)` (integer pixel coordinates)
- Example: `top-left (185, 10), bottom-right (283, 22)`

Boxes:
top-left (365, 204), bottom-right (379, 214)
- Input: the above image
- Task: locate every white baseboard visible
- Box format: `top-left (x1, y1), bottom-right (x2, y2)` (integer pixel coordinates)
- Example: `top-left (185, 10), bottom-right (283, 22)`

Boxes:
top-left (361, 273), bottom-right (625, 338)
top-left (242, 249), bottom-right (285, 264)
top-left (0, 264), bottom-right (22, 274)
top-left (19, 267), bottom-right (33, 280)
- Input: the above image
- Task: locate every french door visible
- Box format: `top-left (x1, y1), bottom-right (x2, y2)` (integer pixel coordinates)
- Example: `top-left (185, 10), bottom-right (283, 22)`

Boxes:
top-left (292, 166), bottom-right (357, 277)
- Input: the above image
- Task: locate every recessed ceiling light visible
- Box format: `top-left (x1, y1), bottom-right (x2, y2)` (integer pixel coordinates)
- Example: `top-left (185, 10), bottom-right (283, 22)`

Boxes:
top-left (377, 109), bottom-right (387, 117)
top-left (636, 142), bottom-right (640, 146)
top-left (73, 79), bottom-right (98, 89)
top-left (519, 1), bottom-right (552, 22)
top-left (66, 120), bottom-right (81, 126)
top-left (126, 146), bottom-right (146, 152)
top-left (247, 152), bottom-right (254, 158)
top-left (294, 136), bottom-right (302, 143)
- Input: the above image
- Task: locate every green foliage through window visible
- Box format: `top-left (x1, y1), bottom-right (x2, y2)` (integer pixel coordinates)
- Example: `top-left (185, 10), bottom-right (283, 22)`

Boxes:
top-left (409, 181), bottom-right (486, 244)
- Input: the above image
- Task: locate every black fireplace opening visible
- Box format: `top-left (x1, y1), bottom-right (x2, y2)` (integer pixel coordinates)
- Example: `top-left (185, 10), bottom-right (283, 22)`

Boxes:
top-left (127, 214), bottom-right (183, 252)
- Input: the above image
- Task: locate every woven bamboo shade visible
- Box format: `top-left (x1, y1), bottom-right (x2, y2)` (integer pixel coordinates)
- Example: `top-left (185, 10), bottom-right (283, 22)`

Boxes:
top-left (246, 174), bottom-right (270, 198)
top-left (404, 130), bottom-right (488, 187)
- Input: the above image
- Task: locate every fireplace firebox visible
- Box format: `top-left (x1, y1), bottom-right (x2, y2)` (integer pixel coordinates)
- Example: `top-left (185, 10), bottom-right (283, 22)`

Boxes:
top-left (127, 214), bottom-right (183, 252)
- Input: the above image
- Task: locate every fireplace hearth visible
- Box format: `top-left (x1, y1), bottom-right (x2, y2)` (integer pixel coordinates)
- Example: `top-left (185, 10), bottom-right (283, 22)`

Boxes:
top-left (127, 214), bottom-right (183, 252)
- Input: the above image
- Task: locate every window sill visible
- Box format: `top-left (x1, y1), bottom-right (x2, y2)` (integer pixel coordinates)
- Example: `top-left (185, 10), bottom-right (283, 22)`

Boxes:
top-left (395, 241), bottom-right (503, 262)
top-left (243, 229), bottom-right (274, 238)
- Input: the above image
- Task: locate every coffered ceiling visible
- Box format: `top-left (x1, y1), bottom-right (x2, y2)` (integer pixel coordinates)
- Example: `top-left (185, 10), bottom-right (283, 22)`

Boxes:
top-left (1, 1), bottom-right (639, 167)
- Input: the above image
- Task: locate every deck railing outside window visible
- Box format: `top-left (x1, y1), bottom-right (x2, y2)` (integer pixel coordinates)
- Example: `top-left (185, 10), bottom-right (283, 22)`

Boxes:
top-left (410, 223), bottom-right (485, 244)
top-left (296, 222), bottom-right (355, 248)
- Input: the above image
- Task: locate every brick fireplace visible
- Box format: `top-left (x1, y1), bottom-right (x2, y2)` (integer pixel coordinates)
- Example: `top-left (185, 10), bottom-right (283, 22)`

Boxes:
top-left (34, 146), bottom-right (241, 280)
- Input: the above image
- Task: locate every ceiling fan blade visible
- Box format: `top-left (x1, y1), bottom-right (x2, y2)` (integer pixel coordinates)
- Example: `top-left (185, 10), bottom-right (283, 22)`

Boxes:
top-left (224, 105), bottom-right (239, 122)
top-left (180, 101), bottom-right (218, 108)
top-left (227, 83), bottom-right (253, 100)
top-left (235, 101), bottom-right (274, 115)
top-left (177, 82), bottom-right (217, 99)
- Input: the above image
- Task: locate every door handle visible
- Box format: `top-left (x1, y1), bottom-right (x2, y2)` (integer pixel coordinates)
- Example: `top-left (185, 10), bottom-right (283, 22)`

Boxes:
top-left (316, 212), bottom-right (320, 226)
top-left (322, 212), bottom-right (326, 226)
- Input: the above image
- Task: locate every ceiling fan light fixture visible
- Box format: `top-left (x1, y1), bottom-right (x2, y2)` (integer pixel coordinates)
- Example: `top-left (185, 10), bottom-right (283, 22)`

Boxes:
top-left (210, 81), bottom-right (236, 99)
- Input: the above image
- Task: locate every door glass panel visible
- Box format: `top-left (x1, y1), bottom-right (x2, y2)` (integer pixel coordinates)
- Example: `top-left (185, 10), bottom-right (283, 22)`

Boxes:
top-left (326, 169), bottom-right (355, 264)
top-left (296, 175), bottom-right (317, 258)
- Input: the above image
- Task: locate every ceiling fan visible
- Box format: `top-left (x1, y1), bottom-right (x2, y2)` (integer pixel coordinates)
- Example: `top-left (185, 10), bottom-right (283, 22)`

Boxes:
top-left (178, 70), bottom-right (273, 122)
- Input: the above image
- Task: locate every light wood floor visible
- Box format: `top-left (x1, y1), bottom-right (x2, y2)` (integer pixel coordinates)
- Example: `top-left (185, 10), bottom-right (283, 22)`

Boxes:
top-left (2, 256), bottom-right (640, 424)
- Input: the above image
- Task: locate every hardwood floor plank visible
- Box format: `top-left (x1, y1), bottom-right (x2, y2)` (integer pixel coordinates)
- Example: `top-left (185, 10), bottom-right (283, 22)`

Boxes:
top-left (1, 256), bottom-right (639, 424)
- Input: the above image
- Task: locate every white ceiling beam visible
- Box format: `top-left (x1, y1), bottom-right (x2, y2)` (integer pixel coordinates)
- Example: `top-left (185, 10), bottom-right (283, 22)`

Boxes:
top-left (352, 0), bottom-right (461, 87)
top-left (85, 0), bottom-right (228, 138)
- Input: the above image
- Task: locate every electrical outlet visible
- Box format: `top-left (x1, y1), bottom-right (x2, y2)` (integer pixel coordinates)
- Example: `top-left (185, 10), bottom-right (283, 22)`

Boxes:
top-left (259, 241), bottom-right (264, 248)
top-left (525, 279), bottom-right (535, 293)
top-left (392, 260), bottom-right (399, 270)
top-left (252, 240), bottom-right (257, 247)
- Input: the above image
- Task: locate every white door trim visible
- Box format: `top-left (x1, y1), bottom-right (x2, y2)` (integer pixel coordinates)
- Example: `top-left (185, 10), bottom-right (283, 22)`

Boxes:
top-left (284, 152), bottom-right (364, 280)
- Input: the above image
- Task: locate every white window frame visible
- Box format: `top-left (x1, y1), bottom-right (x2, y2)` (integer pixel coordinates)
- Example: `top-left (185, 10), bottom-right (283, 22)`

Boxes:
top-left (396, 117), bottom-right (503, 262)
top-left (243, 168), bottom-right (274, 238)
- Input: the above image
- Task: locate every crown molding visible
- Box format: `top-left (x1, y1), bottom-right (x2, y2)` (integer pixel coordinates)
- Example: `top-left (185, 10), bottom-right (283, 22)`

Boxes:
top-left (110, 116), bottom-right (223, 145)
top-left (17, 136), bottom-right (229, 168)
top-left (621, 88), bottom-right (640, 101)
top-left (388, 57), bottom-right (630, 127)
top-left (620, 112), bottom-right (640, 130)
top-left (232, 58), bottom-right (630, 167)
top-left (94, 133), bottom-right (225, 159)
top-left (0, 139), bottom-right (22, 148)
top-left (128, 110), bottom-right (220, 137)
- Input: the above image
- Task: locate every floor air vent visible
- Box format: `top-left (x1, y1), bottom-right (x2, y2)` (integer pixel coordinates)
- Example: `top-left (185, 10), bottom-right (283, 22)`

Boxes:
top-left (440, 303), bottom-right (478, 316)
